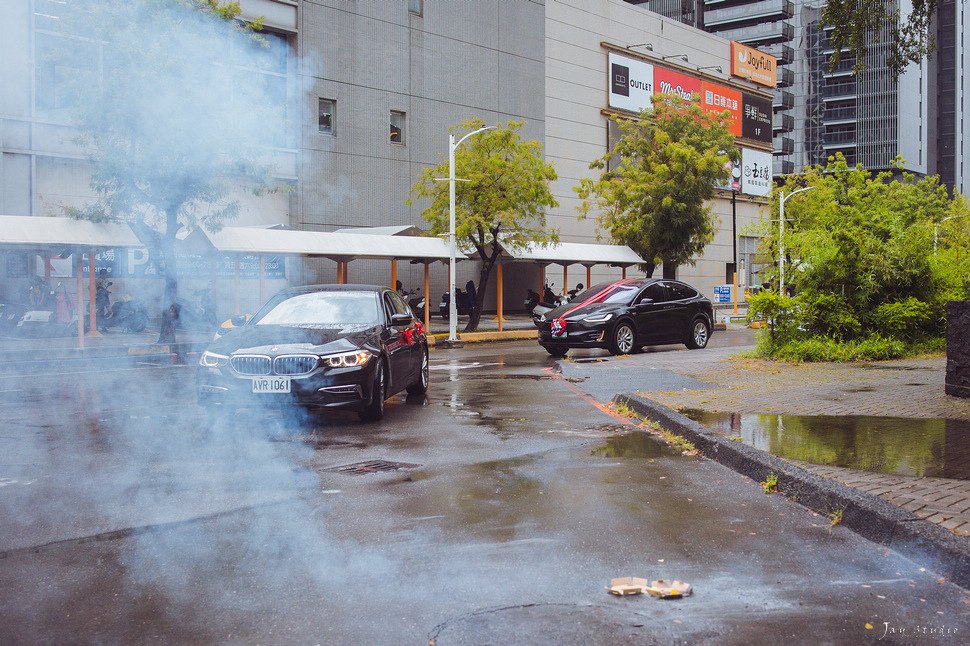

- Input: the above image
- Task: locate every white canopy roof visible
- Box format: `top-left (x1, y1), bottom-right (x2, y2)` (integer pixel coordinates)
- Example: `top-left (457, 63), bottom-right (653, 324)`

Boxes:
top-left (0, 215), bottom-right (142, 250)
top-left (335, 225), bottom-right (424, 237)
top-left (200, 226), bottom-right (464, 261)
top-left (500, 240), bottom-right (644, 266)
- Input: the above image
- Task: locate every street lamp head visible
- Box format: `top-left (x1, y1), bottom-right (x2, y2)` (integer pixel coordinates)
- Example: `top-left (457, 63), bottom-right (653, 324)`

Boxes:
top-left (627, 43), bottom-right (653, 51)
top-left (662, 54), bottom-right (689, 62)
top-left (697, 65), bottom-right (722, 73)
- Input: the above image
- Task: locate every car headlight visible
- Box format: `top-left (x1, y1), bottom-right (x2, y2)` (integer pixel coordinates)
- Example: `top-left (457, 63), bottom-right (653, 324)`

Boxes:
top-left (200, 351), bottom-right (229, 367)
top-left (323, 351), bottom-right (372, 368)
top-left (583, 313), bottom-right (614, 323)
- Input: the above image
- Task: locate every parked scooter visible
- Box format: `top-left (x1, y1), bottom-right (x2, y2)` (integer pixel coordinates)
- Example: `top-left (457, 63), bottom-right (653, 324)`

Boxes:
top-left (16, 281), bottom-right (78, 337)
top-left (176, 288), bottom-right (218, 331)
top-left (439, 287), bottom-right (474, 320)
top-left (526, 282), bottom-right (567, 325)
top-left (399, 288), bottom-right (425, 319)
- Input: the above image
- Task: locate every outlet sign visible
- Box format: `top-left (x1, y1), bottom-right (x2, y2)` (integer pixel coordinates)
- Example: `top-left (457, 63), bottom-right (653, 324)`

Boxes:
top-left (608, 52), bottom-right (654, 112)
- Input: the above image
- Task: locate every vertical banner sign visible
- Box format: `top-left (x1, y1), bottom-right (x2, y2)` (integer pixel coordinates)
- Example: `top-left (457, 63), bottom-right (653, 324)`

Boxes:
top-left (730, 41), bottom-right (777, 88)
top-left (700, 81), bottom-right (742, 136)
top-left (653, 67), bottom-right (701, 102)
top-left (741, 148), bottom-right (772, 196)
top-left (608, 52), bottom-right (654, 112)
top-left (741, 93), bottom-right (773, 143)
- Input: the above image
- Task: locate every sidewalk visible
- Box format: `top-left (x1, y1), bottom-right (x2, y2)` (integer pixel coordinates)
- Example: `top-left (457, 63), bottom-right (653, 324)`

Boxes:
top-left (627, 346), bottom-right (970, 539)
top-left (0, 313), bottom-right (539, 363)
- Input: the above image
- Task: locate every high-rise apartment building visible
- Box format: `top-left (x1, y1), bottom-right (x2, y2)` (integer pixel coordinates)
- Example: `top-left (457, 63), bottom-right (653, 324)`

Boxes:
top-left (635, 0), bottom-right (934, 184)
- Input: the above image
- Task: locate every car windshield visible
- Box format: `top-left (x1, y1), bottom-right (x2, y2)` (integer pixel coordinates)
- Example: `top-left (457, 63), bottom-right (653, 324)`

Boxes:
top-left (252, 291), bottom-right (382, 327)
top-left (569, 282), bottom-right (641, 306)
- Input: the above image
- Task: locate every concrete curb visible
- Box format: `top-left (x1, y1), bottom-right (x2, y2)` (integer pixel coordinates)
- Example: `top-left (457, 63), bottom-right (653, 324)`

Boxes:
top-left (0, 341), bottom-right (209, 365)
top-left (614, 393), bottom-right (970, 590)
top-left (428, 329), bottom-right (536, 347)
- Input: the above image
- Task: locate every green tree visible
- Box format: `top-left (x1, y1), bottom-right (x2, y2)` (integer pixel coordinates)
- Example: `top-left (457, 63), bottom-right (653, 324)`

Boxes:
top-left (821, 0), bottom-right (938, 74)
top-left (63, 0), bottom-right (279, 343)
top-left (750, 153), bottom-right (970, 353)
top-left (575, 95), bottom-right (737, 278)
top-left (409, 119), bottom-right (558, 332)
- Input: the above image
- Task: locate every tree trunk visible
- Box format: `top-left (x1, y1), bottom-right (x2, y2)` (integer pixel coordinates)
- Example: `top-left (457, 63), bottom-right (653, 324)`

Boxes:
top-left (464, 255), bottom-right (498, 332)
top-left (662, 261), bottom-right (677, 280)
top-left (643, 263), bottom-right (656, 278)
top-left (156, 237), bottom-right (180, 346)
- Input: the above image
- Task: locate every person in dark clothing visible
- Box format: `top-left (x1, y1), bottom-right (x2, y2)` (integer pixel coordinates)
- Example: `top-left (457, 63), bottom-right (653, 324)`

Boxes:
top-left (465, 280), bottom-right (477, 310)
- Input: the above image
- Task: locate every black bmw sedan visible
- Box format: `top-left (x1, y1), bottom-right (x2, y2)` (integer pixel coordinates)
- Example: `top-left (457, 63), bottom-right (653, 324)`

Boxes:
top-left (536, 278), bottom-right (714, 357)
top-left (197, 285), bottom-right (428, 422)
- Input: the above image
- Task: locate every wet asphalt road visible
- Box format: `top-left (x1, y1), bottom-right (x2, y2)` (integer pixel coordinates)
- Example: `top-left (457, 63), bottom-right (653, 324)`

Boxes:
top-left (0, 334), bottom-right (968, 644)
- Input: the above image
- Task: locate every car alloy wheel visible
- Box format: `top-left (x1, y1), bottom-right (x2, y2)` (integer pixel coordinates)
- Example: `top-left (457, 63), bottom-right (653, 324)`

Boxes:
top-left (360, 360), bottom-right (386, 422)
top-left (612, 323), bottom-right (635, 355)
top-left (407, 348), bottom-right (429, 395)
top-left (687, 319), bottom-right (709, 349)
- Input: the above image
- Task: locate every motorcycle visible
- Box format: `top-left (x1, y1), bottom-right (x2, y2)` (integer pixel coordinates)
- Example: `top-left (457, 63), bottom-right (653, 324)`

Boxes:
top-left (90, 282), bottom-right (148, 333)
top-left (439, 288), bottom-right (473, 320)
top-left (0, 302), bottom-right (26, 335)
top-left (399, 288), bottom-right (426, 319)
top-left (16, 281), bottom-right (79, 337)
top-left (176, 289), bottom-right (218, 331)
top-left (526, 283), bottom-right (567, 326)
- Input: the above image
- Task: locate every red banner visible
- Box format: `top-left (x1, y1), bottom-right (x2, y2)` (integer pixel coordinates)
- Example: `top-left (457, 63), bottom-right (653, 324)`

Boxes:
top-left (700, 81), bottom-right (742, 136)
top-left (653, 67), bottom-right (701, 103)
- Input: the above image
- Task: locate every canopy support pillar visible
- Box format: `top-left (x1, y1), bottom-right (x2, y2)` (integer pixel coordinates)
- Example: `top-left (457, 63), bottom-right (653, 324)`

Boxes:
top-left (76, 253), bottom-right (84, 349)
top-left (259, 254), bottom-right (266, 305)
top-left (496, 262), bottom-right (504, 332)
top-left (423, 262), bottom-right (430, 331)
top-left (562, 264), bottom-right (568, 296)
top-left (390, 260), bottom-right (397, 290)
top-left (234, 257), bottom-right (241, 315)
top-left (621, 266), bottom-right (627, 279)
top-left (586, 265), bottom-right (592, 289)
top-left (86, 254), bottom-right (99, 337)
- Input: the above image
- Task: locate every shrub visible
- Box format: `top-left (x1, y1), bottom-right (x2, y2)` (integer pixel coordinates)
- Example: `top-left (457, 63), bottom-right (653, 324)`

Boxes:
top-left (747, 291), bottom-right (799, 344)
top-left (768, 334), bottom-right (907, 362)
top-left (870, 297), bottom-right (934, 341)
top-left (851, 334), bottom-right (906, 360)
top-left (800, 292), bottom-right (861, 340)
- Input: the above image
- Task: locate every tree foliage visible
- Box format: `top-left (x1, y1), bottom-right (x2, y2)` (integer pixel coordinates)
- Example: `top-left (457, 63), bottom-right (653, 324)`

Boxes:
top-left (63, 0), bottom-right (280, 342)
top-left (822, 0), bottom-right (938, 75)
top-left (749, 153), bottom-right (970, 359)
top-left (575, 95), bottom-right (737, 277)
top-left (408, 119), bottom-right (558, 332)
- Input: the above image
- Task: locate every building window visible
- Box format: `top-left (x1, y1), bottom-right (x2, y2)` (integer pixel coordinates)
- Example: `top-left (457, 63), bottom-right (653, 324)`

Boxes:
top-left (319, 98), bottom-right (335, 134)
top-left (408, 0), bottom-right (423, 16)
top-left (390, 110), bottom-right (406, 144)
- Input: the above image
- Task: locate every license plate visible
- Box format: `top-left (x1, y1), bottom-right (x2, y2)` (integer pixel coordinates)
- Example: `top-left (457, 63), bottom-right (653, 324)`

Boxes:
top-left (252, 377), bottom-right (290, 393)
top-left (552, 331), bottom-right (567, 338)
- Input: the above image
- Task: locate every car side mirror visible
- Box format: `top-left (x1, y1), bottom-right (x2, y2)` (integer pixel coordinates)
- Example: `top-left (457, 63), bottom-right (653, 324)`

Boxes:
top-left (230, 314), bottom-right (247, 327)
top-left (391, 313), bottom-right (413, 327)
top-left (636, 298), bottom-right (654, 305)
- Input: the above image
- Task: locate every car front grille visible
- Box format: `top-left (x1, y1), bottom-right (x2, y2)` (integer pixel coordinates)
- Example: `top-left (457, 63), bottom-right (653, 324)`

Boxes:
top-left (273, 354), bottom-right (318, 376)
top-left (230, 354), bottom-right (272, 376)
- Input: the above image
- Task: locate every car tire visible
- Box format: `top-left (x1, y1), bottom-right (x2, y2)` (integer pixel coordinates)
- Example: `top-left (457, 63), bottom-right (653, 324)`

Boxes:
top-left (685, 317), bottom-right (710, 349)
top-left (544, 345), bottom-right (568, 357)
top-left (608, 321), bottom-right (636, 355)
top-left (359, 359), bottom-right (386, 422)
top-left (406, 346), bottom-right (430, 395)
top-left (126, 312), bottom-right (148, 333)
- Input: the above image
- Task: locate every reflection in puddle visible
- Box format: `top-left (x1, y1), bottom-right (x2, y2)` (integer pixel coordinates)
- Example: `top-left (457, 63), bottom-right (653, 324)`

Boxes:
top-left (591, 431), bottom-right (666, 459)
top-left (682, 409), bottom-right (970, 479)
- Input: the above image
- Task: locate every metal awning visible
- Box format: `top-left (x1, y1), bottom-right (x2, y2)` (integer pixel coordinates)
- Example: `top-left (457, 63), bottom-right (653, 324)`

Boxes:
top-left (0, 215), bottom-right (142, 251)
top-left (500, 240), bottom-right (644, 266)
top-left (335, 225), bottom-right (424, 237)
top-left (199, 226), bottom-right (465, 261)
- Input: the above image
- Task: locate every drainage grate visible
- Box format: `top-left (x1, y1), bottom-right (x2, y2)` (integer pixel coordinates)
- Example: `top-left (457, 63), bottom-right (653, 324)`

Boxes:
top-left (323, 459), bottom-right (420, 475)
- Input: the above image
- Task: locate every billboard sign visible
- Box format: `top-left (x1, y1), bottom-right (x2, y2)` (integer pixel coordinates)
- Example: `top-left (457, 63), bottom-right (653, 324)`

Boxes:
top-left (700, 81), bottom-right (742, 136)
top-left (653, 67), bottom-right (701, 102)
top-left (741, 148), bottom-right (772, 196)
top-left (741, 93), bottom-right (772, 143)
top-left (608, 52), bottom-right (654, 112)
top-left (730, 41), bottom-right (777, 88)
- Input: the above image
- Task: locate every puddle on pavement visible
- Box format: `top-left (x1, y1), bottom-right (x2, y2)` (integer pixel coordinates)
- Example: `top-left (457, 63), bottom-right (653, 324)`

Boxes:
top-left (591, 431), bottom-right (669, 458)
top-left (682, 409), bottom-right (970, 479)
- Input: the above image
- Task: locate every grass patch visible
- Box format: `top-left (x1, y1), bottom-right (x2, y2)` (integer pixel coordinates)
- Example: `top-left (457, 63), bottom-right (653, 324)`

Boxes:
top-left (828, 507), bottom-right (845, 527)
top-left (753, 332), bottom-right (943, 363)
top-left (727, 434), bottom-right (743, 442)
top-left (760, 473), bottom-right (779, 494)
top-left (611, 401), bottom-right (699, 456)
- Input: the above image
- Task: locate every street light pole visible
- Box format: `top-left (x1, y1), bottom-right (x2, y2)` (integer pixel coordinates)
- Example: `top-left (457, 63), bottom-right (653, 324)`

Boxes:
top-left (778, 186), bottom-right (816, 297)
top-left (934, 214), bottom-right (966, 254)
top-left (448, 125), bottom-right (495, 342)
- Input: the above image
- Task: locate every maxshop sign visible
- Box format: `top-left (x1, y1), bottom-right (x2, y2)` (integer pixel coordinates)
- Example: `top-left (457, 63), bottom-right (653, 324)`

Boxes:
top-left (700, 81), bottom-right (742, 136)
top-left (730, 41), bottom-right (777, 88)
top-left (741, 93), bottom-right (772, 143)
top-left (608, 52), bottom-right (654, 112)
top-left (653, 67), bottom-right (700, 102)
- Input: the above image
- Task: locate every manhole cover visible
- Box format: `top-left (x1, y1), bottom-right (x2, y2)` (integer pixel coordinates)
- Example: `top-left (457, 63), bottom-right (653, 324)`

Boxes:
top-left (323, 459), bottom-right (420, 475)
top-left (574, 358), bottom-right (609, 364)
